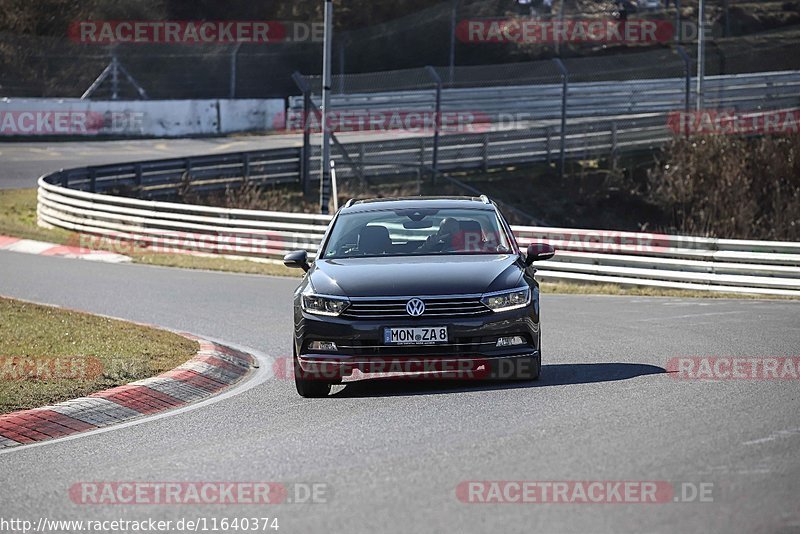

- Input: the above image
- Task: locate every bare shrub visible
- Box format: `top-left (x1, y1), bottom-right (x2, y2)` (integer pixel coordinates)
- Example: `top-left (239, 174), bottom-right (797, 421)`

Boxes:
top-left (648, 135), bottom-right (800, 240)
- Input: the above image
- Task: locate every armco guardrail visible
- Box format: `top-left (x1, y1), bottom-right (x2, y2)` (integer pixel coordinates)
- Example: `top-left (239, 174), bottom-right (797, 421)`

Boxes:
top-left (42, 78), bottom-right (800, 198)
top-left (289, 71), bottom-right (800, 122)
top-left (38, 177), bottom-right (800, 297)
top-left (43, 111), bottom-right (674, 198)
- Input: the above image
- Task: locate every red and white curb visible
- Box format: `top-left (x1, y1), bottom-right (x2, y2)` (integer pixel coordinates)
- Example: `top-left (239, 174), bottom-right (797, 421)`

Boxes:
top-left (0, 335), bottom-right (256, 448)
top-left (0, 235), bottom-right (130, 263)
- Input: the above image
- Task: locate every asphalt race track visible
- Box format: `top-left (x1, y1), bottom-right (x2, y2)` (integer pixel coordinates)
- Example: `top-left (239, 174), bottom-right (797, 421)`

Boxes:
top-left (0, 135), bottom-right (302, 190)
top-left (0, 129), bottom-right (432, 190)
top-left (1, 250), bottom-right (799, 533)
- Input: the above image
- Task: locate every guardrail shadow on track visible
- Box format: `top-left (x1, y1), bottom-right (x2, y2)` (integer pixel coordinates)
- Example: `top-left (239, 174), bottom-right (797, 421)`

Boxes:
top-left (330, 363), bottom-right (667, 398)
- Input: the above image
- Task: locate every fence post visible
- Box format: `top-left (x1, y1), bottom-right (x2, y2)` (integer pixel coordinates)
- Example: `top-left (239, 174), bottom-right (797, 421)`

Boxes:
top-left (675, 46), bottom-right (692, 138)
top-left (229, 43), bottom-right (243, 99)
top-left (302, 90), bottom-right (312, 194)
top-left (111, 55), bottom-right (119, 101)
top-left (358, 143), bottom-right (366, 187)
top-left (610, 121), bottom-right (618, 171)
top-left (482, 133), bottom-right (489, 172)
top-left (134, 164), bottom-right (142, 189)
top-left (89, 169), bottom-right (96, 193)
top-left (675, 46), bottom-right (691, 114)
top-left (552, 58), bottom-right (568, 179)
top-left (291, 71), bottom-right (312, 195)
top-left (448, 0), bottom-right (458, 86)
top-left (425, 65), bottom-right (442, 183)
top-left (545, 126), bottom-right (551, 164)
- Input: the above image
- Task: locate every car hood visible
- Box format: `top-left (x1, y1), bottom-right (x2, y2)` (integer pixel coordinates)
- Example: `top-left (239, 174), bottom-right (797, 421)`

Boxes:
top-left (309, 254), bottom-right (524, 297)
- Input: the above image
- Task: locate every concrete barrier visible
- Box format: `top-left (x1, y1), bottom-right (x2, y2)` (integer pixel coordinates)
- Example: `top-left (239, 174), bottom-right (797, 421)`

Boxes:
top-left (0, 98), bottom-right (284, 137)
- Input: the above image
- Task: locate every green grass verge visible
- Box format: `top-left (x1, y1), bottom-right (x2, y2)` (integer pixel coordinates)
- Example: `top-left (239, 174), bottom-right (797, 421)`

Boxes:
top-left (0, 188), bottom-right (73, 243)
top-left (538, 281), bottom-right (794, 300)
top-left (0, 297), bottom-right (198, 414)
top-left (0, 188), bottom-right (299, 277)
top-left (1, 188), bottom-right (795, 299)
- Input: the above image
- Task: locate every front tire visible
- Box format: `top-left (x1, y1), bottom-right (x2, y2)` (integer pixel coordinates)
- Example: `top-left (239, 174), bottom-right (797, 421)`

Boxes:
top-left (294, 347), bottom-right (331, 398)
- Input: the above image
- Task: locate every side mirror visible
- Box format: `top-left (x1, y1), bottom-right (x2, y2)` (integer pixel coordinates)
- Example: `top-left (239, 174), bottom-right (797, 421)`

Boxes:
top-left (283, 250), bottom-right (310, 272)
top-left (525, 242), bottom-right (555, 266)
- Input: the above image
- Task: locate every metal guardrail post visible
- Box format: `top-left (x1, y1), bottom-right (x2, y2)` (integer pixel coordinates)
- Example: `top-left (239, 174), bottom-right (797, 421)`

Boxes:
top-left (89, 169), bottom-right (96, 193)
top-left (552, 58), bottom-right (568, 179)
top-left (242, 153), bottom-right (250, 184)
top-left (425, 66), bottom-right (443, 183)
top-left (134, 164), bottom-right (142, 188)
top-left (185, 158), bottom-right (192, 187)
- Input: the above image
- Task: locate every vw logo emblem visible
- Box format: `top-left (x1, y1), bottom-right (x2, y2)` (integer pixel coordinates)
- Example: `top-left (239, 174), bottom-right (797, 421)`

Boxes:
top-left (406, 298), bottom-right (425, 317)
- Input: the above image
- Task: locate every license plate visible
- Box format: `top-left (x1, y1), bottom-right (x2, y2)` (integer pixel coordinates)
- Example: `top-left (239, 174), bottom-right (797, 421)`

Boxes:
top-left (384, 326), bottom-right (448, 345)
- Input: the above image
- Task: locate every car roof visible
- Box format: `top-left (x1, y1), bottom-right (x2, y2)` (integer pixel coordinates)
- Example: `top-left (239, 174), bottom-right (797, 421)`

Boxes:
top-left (339, 196), bottom-right (496, 214)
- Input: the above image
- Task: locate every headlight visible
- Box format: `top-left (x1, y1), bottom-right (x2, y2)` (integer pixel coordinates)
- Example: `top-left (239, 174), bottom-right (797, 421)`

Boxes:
top-left (481, 287), bottom-right (530, 312)
top-left (301, 293), bottom-right (350, 316)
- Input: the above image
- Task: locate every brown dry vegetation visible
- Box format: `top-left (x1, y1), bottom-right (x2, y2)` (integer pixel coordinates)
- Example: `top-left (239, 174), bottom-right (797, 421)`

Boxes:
top-left (647, 135), bottom-right (800, 240)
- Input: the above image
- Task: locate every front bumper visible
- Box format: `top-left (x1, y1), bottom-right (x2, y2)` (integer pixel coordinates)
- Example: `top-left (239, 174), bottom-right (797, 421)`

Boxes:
top-left (295, 305), bottom-right (540, 380)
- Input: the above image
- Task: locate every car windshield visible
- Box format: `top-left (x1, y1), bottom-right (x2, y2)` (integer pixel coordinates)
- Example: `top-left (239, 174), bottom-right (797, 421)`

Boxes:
top-left (321, 207), bottom-right (512, 259)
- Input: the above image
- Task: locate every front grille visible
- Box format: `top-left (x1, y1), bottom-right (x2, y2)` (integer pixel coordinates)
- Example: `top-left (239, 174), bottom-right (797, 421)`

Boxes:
top-left (342, 295), bottom-right (490, 320)
top-left (335, 337), bottom-right (493, 356)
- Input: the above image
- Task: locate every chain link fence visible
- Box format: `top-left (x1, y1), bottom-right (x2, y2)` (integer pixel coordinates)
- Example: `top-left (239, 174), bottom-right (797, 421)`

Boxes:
top-left (289, 42), bottom-right (800, 197)
top-left (1, 0), bottom-right (798, 99)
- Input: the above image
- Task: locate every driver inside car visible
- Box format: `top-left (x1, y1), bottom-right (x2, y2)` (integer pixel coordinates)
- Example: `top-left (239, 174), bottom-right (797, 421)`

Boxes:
top-left (418, 217), bottom-right (461, 252)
